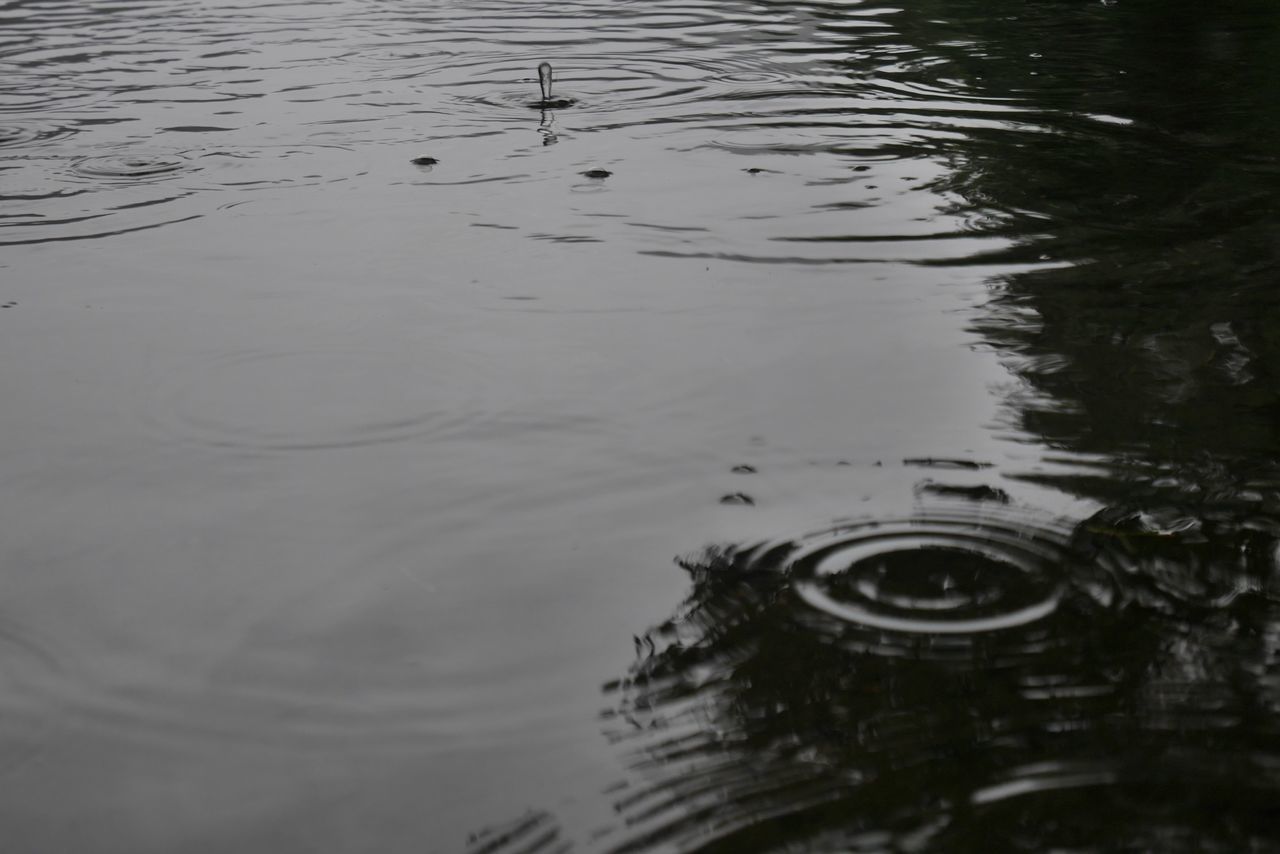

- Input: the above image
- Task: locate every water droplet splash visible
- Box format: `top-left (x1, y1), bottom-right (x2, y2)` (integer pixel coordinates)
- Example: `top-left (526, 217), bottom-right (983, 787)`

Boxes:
top-left (538, 61), bottom-right (552, 102)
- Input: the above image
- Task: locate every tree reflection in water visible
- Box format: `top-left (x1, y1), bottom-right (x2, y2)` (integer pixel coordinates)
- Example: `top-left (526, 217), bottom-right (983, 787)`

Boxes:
top-left (591, 2), bottom-right (1280, 849)
top-left (929, 0), bottom-right (1280, 480)
top-left (470, 1), bottom-right (1280, 849)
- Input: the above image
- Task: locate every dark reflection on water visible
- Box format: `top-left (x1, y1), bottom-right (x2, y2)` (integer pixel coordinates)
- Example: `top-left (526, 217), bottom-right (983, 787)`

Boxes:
top-left (944, 2), bottom-right (1280, 489)
top-left (484, 0), bottom-right (1280, 849)
top-left (591, 502), bottom-right (1280, 850)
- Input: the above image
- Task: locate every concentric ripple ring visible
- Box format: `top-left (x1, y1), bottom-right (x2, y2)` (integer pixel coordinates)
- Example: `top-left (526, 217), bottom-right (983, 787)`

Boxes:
top-left (70, 153), bottom-right (189, 181)
top-left (783, 512), bottom-right (1071, 636)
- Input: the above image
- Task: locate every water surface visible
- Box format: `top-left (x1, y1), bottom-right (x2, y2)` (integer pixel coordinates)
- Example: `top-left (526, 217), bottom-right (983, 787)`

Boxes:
top-left (2, 0), bottom-right (1279, 851)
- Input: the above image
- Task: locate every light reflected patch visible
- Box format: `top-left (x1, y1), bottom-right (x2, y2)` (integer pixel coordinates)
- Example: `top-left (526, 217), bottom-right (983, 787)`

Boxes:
top-left (970, 761), bottom-right (1117, 805)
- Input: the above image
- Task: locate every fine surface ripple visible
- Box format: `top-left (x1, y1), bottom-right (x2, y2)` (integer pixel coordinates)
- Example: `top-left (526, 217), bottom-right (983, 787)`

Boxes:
top-left (0, 0), bottom-right (1071, 261)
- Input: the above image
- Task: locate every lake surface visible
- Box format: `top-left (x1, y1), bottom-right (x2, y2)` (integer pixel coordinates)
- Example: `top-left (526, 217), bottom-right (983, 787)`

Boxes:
top-left (2, 0), bottom-right (1279, 850)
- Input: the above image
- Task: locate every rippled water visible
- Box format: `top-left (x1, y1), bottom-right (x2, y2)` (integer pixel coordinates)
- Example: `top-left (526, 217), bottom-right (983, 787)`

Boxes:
top-left (2, 0), bottom-right (1279, 850)
top-left (601, 500), bottom-right (1278, 850)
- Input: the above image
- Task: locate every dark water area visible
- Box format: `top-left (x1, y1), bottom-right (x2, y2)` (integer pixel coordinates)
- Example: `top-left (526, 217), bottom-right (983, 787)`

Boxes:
top-left (2, 0), bottom-right (1279, 850)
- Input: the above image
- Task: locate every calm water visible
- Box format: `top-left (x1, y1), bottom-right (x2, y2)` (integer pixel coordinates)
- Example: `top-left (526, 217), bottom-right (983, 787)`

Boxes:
top-left (2, 0), bottom-right (1279, 850)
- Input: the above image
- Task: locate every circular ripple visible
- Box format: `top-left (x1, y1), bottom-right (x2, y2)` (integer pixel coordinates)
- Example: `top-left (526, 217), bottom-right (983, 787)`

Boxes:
top-left (0, 618), bottom-right (71, 775)
top-left (789, 516), bottom-right (1065, 635)
top-left (0, 120), bottom-right (76, 150)
top-left (426, 53), bottom-right (792, 125)
top-left (726, 508), bottom-right (1117, 660)
top-left (721, 71), bottom-right (781, 85)
top-left (151, 349), bottom-right (456, 452)
top-left (189, 144), bottom-right (362, 191)
top-left (70, 152), bottom-right (189, 181)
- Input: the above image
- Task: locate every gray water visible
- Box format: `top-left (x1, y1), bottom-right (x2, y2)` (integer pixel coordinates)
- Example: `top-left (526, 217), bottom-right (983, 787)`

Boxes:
top-left (3, 1), bottom-right (1279, 851)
